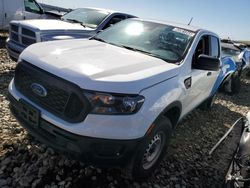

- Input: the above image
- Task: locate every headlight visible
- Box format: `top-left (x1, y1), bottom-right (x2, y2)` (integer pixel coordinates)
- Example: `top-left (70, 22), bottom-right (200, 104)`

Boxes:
top-left (84, 91), bottom-right (145, 115)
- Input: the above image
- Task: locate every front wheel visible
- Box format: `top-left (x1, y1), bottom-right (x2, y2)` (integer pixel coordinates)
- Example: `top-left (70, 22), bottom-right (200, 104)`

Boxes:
top-left (130, 117), bottom-right (172, 180)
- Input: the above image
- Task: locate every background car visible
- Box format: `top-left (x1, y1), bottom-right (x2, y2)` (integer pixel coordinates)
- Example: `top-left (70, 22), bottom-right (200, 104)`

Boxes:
top-left (6, 7), bottom-right (136, 60)
top-left (220, 41), bottom-right (250, 94)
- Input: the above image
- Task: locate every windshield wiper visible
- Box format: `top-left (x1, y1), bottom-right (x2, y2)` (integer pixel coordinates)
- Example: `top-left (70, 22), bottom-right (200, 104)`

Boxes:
top-left (91, 37), bottom-right (108, 43)
top-left (117, 45), bottom-right (169, 62)
top-left (65, 19), bottom-right (86, 27)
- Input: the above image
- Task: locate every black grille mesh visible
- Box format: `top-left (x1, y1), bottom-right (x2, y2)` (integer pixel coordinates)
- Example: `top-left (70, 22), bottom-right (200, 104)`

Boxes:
top-left (22, 28), bottom-right (36, 37)
top-left (11, 33), bottom-right (18, 42)
top-left (14, 61), bottom-right (90, 123)
top-left (11, 25), bottom-right (18, 32)
top-left (22, 37), bottom-right (36, 46)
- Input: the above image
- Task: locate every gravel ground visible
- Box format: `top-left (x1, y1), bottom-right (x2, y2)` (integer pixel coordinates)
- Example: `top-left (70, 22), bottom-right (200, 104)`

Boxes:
top-left (0, 36), bottom-right (250, 188)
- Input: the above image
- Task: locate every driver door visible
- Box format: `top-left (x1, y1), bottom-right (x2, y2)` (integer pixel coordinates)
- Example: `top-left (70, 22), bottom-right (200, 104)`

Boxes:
top-left (182, 35), bottom-right (220, 115)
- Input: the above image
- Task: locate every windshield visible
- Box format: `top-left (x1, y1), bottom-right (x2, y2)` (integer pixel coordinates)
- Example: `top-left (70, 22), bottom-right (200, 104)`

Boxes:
top-left (62, 8), bottom-right (110, 29)
top-left (94, 19), bottom-right (196, 62)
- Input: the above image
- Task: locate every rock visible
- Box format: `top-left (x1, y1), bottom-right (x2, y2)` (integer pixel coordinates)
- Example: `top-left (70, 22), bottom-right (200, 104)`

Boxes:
top-left (84, 167), bottom-right (93, 177)
top-left (154, 184), bottom-right (161, 188)
top-left (19, 177), bottom-right (31, 187)
top-left (65, 182), bottom-right (71, 188)
top-left (175, 184), bottom-right (181, 188)
top-left (107, 175), bottom-right (113, 182)
top-left (96, 168), bottom-right (102, 174)
top-left (32, 178), bottom-right (42, 188)
top-left (58, 181), bottom-right (65, 186)
top-left (141, 182), bottom-right (148, 188)
top-left (1, 158), bottom-right (11, 166)
top-left (0, 179), bottom-right (7, 186)
top-left (170, 176), bottom-right (178, 182)
top-left (56, 175), bottom-right (61, 181)
top-left (38, 167), bottom-right (48, 177)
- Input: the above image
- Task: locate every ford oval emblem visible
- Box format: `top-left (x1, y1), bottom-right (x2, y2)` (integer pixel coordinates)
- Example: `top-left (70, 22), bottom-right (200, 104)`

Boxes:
top-left (31, 83), bottom-right (47, 97)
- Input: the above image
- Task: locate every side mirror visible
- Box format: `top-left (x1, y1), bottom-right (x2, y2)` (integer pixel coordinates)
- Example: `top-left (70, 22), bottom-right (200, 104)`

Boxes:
top-left (193, 54), bottom-right (220, 71)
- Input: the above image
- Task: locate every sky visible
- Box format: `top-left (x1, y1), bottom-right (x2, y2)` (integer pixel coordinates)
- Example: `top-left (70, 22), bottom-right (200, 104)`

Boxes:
top-left (38, 0), bottom-right (250, 41)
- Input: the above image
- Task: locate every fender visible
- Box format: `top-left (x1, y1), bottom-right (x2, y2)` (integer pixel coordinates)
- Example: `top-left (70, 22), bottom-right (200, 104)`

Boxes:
top-left (148, 101), bottom-right (182, 133)
top-left (210, 56), bottom-right (237, 96)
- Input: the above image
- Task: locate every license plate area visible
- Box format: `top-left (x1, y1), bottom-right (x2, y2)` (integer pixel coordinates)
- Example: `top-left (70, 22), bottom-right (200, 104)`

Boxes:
top-left (19, 99), bottom-right (40, 127)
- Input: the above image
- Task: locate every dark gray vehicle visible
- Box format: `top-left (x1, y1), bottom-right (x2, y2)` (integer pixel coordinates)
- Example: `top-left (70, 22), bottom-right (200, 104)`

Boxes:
top-left (6, 7), bottom-right (136, 60)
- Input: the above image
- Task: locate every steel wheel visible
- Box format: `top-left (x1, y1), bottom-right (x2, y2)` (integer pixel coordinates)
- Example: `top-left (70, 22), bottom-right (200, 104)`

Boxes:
top-left (142, 131), bottom-right (166, 170)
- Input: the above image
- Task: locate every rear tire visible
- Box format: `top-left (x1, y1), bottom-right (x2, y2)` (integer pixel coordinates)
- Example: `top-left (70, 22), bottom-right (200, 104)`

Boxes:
top-left (129, 117), bottom-right (172, 180)
top-left (246, 70), bottom-right (250, 78)
top-left (200, 93), bottom-right (216, 110)
top-left (224, 72), bottom-right (241, 95)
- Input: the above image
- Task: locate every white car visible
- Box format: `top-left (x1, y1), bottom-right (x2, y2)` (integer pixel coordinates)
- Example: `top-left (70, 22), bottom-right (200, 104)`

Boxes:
top-left (8, 19), bottom-right (221, 179)
top-left (6, 7), bottom-right (136, 60)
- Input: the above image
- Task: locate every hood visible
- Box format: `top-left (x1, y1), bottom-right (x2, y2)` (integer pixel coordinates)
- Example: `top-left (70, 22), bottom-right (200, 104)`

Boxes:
top-left (12, 19), bottom-right (93, 31)
top-left (20, 39), bottom-right (179, 94)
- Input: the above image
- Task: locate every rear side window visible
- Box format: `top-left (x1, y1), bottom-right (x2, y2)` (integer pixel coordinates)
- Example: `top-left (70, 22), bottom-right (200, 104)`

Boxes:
top-left (24, 0), bottom-right (42, 14)
top-left (210, 36), bottom-right (220, 58)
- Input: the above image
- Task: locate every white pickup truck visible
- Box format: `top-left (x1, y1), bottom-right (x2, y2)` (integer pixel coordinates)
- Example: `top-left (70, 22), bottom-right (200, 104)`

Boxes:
top-left (6, 7), bottom-right (136, 60)
top-left (8, 19), bottom-right (221, 179)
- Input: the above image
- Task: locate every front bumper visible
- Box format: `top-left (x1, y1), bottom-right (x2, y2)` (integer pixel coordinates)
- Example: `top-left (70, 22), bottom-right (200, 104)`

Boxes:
top-left (8, 79), bottom-right (152, 140)
top-left (6, 38), bottom-right (26, 61)
top-left (8, 94), bottom-right (142, 167)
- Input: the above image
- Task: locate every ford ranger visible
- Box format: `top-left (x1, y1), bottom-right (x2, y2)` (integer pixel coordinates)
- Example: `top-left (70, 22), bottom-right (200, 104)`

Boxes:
top-left (6, 7), bottom-right (136, 60)
top-left (8, 19), bottom-right (222, 179)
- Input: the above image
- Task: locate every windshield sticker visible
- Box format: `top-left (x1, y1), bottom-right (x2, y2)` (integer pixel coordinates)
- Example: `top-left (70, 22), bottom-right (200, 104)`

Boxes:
top-left (173, 28), bottom-right (195, 37)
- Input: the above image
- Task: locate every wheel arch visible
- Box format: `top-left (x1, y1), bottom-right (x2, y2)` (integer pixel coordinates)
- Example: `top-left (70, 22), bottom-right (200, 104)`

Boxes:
top-left (145, 101), bottom-right (182, 136)
top-left (150, 101), bottom-right (182, 130)
top-left (162, 101), bottom-right (182, 128)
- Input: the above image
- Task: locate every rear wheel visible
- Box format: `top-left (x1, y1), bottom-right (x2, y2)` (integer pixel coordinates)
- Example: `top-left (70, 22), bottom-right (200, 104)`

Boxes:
top-left (200, 93), bottom-right (216, 110)
top-left (224, 72), bottom-right (241, 95)
top-left (130, 117), bottom-right (172, 180)
top-left (246, 70), bottom-right (250, 78)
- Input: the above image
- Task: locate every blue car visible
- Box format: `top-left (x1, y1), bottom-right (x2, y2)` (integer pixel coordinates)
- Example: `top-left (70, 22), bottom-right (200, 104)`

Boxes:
top-left (212, 55), bottom-right (239, 95)
top-left (218, 42), bottom-right (250, 94)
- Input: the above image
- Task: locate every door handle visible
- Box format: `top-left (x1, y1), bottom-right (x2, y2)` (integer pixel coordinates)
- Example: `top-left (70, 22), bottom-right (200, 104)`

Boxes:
top-left (207, 72), bottom-right (212, 76)
top-left (4, 13), bottom-right (7, 18)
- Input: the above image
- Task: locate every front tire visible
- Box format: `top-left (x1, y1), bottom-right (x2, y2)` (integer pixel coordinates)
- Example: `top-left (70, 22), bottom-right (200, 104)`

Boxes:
top-left (130, 117), bottom-right (172, 180)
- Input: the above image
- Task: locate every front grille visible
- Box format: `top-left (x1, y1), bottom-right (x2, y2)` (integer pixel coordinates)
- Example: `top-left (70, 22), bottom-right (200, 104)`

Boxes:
top-left (9, 24), bottom-right (37, 46)
top-left (22, 28), bottom-right (36, 37)
top-left (14, 61), bottom-right (91, 123)
top-left (11, 33), bottom-right (18, 43)
top-left (22, 37), bottom-right (36, 46)
top-left (11, 25), bottom-right (18, 32)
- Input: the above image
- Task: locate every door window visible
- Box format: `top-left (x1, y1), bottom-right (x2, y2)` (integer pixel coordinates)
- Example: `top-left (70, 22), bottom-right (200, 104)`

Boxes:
top-left (210, 36), bottom-right (220, 58)
top-left (193, 35), bottom-right (219, 64)
top-left (24, 0), bottom-right (42, 14)
top-left (102, 15), bottom-right (126, 30)
top-left (193, 35), bottom-right (209, 64)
